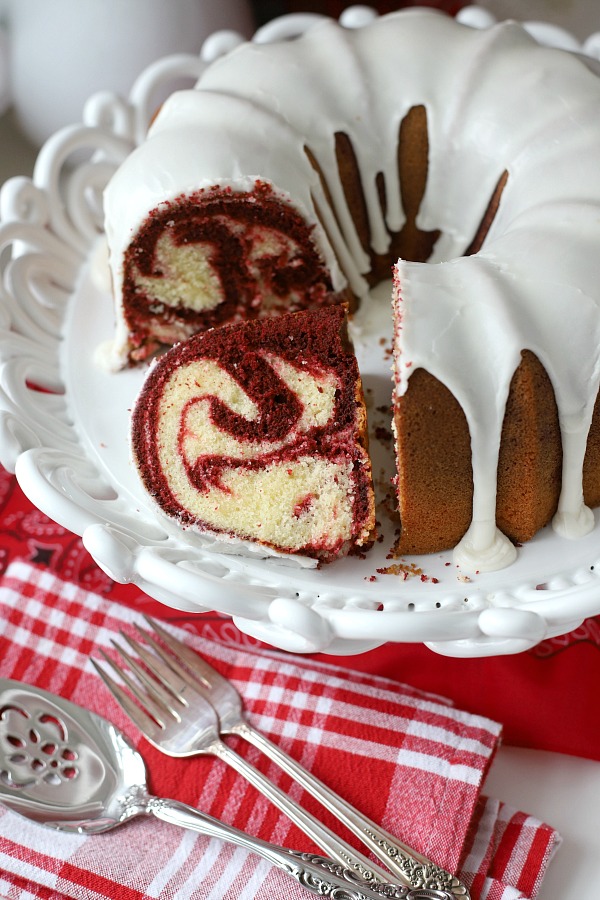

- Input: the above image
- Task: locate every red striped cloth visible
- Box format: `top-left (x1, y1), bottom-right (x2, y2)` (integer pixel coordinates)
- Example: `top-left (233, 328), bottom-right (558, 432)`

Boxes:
top-left (0, 562), bottom-right (559, 900)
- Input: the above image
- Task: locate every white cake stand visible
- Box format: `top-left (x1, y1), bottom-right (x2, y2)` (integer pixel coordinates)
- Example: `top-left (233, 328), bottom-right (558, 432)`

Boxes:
top-left (1, 6), bottom-right (600, 657)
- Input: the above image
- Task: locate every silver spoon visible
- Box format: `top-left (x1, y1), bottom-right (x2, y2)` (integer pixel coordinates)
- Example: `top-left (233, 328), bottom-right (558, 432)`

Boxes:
top-left (0, 678), bottom-right (457, 900)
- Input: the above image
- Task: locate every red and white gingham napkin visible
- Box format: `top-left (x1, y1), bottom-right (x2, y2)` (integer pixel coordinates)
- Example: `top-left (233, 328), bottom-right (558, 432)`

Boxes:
top-left (0, 561), bottom-right (559, 900)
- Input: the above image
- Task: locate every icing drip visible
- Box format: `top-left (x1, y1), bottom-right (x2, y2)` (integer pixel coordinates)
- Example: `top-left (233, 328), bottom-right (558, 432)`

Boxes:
top-left (553, 427), bottom-right (596, 539)
top-left (453, 523), bottom-right (517, 573)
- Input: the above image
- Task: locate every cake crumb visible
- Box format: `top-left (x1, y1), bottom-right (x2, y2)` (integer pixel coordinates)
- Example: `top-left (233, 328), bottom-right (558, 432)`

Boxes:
top-left (375, 560), bottom-right (439, 583)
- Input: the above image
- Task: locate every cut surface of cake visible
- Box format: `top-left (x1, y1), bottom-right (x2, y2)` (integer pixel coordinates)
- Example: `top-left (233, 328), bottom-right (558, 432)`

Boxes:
top-left (104, 9), bottom-right (600, 571)
top-left (116, 181), bottom-right (342, 363)
top-left (130, 305), bottom-right (376, 562)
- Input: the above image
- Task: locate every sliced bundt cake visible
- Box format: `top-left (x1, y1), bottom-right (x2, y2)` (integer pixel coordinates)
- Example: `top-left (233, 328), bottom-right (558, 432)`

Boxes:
top-left (104, 10), bottom-right (600, 570)
top-left (130, 305), bottom-right (375, 562)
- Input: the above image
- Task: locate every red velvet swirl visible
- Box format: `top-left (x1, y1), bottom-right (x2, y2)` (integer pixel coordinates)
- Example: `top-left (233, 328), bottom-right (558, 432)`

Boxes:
top-left (131, 305), bottom-right (374, 554)
top-left (122, 183), bottom-right (337, 353)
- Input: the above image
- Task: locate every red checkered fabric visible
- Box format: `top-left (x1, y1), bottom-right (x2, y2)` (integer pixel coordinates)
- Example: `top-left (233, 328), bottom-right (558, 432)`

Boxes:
top-left (0, 562), bottom-right (559, 900)
top-left (2, 468), bottom-right (600, 763)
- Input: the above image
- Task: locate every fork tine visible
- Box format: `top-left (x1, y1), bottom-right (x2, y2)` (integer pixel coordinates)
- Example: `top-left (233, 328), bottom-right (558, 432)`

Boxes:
top-left (142, 617), bottom-right (216, 684)
top-left (98, 644), bottom-right (171, 724)
top-left (121, 632), bottom-right (188, 703)
top-left (112, 635), bottom-right (185, 722)
top-left (99, 645), bottom-right (164, 717)
top-left (137, 621), bottom-right (211, 694)
top-left (91, 653), bottom-right (163, 740)
top-left (97, 636), bottom-right (181, 724)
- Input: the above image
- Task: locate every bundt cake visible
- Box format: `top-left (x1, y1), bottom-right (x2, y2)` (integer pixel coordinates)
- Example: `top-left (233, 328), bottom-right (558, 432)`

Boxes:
top-left (130, 305), bottom-right (376, 562)
top-left (104, 9), bottom-right (600, 572)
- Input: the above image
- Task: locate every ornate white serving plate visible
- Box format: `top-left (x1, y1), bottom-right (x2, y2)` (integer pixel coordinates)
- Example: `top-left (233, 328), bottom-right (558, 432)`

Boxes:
top-left (2, 6), bottom-right (600, 658)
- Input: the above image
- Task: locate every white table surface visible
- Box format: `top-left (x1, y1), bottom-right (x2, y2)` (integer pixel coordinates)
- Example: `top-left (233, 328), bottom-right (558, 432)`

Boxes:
top-left (485, 747), bottom-right (600, 897)
top-left (2, 103), bottom-right (600, 900)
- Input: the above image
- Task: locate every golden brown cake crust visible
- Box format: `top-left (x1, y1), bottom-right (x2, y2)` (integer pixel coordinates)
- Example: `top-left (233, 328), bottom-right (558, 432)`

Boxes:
top-left (394, 368), bottom-right (473, 556)
top-left (394, 352), bottom-right (574, 556)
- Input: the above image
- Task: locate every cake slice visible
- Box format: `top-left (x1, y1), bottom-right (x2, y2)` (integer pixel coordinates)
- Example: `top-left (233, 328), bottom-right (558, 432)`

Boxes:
top-left (131, 305), bottom-right (375, 562)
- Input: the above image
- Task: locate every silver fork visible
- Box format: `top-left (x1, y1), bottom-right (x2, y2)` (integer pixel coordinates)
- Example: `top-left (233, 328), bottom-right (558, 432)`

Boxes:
top-left (92, 632), bottom-right (403, 889)
top-left (140, 617), bottom-right (470, 900)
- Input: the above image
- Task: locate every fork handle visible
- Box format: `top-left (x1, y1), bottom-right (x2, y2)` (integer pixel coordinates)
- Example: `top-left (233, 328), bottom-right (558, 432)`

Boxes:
top-left (149, 796), bottom-right (456, 900)
top-left (229, 721), bottom-right (470, 899)
top-left (212, 738), bottom-right (398, 886)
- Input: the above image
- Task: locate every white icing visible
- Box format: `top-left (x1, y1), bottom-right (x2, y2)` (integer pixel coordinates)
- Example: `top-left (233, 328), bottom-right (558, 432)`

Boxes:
top-left (89, 235), bottom-right (112, 294)
top-left (104, 9), bottom-right (600, 570)
top-left (161, 524), bottom-right (320, 567)
top-left (453, 523), bottom-right (517, 574)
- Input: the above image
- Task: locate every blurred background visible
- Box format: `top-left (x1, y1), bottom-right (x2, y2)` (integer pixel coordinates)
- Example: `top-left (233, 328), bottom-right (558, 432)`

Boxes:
top-left (252, 0), bottom-right (462, 24)
top-left (0, 0), bottom-right (597, 171)
top-left (253, 0), bottom-right (597, 33)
